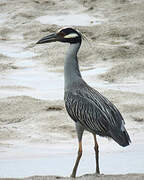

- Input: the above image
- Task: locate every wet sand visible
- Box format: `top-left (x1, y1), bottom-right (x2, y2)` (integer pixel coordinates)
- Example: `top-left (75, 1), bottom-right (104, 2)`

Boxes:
top-left (1, 174), bottom-right (144, 180)
top-left (0, 0), bottom-right (144, 179)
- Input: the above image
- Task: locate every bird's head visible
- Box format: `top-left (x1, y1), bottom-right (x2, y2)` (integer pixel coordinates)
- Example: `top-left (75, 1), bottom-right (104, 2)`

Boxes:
top-left (36, 27), bottom-right (82, 44)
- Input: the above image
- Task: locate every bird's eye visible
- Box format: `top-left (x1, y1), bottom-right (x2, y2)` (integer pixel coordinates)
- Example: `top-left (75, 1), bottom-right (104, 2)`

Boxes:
top-left (64, 33), bottom-right (79, 39)
top-left (58, 31), bottom-right (65, 37)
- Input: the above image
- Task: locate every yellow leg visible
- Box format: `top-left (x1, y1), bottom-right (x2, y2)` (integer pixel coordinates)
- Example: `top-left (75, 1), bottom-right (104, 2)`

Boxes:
top-left (93, 134), bottom-right (100, 174)
top-left (71, 141), bottom-right (82, 178)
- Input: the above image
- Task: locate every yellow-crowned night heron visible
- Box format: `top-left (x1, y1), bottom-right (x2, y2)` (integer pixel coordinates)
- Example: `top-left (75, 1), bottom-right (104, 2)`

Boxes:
top-left (36, 27), bottom-right (131, 178)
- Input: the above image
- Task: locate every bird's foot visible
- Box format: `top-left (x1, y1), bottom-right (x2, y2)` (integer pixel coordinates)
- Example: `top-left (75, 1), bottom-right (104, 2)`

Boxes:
top-left (94, 172), bottom-right (101, 177)
top-left (70, 174), bottom-right (76, 178)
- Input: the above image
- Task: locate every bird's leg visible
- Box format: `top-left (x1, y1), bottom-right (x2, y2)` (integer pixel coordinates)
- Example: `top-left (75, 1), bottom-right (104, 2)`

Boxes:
top-left (71, 140), bottom-right (82, 178)
top-left (71, 122), bottom-right (84, 178)
top-left (93, 134), bottom-right (100, 174)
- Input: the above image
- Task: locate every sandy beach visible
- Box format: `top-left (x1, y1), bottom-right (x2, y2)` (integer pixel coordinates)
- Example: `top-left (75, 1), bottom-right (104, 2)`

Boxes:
top-left (0, 0), bottom-right (144, 179)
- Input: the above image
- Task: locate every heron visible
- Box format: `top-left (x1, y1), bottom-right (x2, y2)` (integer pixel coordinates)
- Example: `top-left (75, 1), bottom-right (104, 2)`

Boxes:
top-left (36, 27), bottom-right (131, 178)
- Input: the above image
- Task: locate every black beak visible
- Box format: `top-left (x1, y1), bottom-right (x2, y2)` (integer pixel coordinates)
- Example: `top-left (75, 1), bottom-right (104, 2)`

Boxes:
top-left (36, 33), bottom-right (58, 44)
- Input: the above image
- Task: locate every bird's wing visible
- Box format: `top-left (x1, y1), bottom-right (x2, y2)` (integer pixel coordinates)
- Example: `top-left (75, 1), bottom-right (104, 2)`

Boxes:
top-left (81, 85), bottom-right (125, 125)
top-left (65, 91), bottom-right (114, 135)
top-left (65, 86), bottom-right (124, 135)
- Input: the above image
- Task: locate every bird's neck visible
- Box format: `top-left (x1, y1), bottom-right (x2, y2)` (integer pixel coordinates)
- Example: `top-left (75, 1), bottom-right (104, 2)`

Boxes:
top-left (64, 42), bottom-right (82, 91)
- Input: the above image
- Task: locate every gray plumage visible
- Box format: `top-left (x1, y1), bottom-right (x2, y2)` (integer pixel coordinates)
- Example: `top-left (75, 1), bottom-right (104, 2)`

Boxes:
top-left (64, 42), bottom-right (130, 147)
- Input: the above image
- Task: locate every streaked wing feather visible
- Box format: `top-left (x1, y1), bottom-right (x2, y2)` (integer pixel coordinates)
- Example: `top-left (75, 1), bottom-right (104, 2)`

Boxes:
top-left (65, 92), bottom-right (111, 135)
top-left (65, 84), bottom-right (124, 135)
top-left (79, 86), bottom-right (124, 127)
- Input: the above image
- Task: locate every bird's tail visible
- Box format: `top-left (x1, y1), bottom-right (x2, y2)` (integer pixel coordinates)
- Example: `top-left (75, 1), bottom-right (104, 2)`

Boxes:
top-left (108, 127), bottom-right (131, 147)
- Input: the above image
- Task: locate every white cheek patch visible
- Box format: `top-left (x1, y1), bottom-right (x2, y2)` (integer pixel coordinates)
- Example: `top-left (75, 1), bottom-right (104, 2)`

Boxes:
top-left (64, 33), bottom-right (79, 39)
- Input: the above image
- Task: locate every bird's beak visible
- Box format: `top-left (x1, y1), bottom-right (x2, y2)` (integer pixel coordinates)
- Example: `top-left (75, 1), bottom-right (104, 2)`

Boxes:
top-left (36, 33), bottom-right (58, 44)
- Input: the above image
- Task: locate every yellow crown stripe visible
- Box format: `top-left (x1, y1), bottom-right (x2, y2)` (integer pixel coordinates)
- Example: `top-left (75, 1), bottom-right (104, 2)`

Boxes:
top-left (64, 33), bottom-right (79, 39)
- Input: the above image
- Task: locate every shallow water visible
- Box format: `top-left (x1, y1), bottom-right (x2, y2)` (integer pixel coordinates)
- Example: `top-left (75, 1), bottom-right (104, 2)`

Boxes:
top-left (36, 13), bottom-right (104, 26)
top-left (0, 140), bottom-right (143, 178)
top-left (0, 60), bottom-right (63, 100)
top-left (0, 14), bottom-right (7, 24)
top-left (0, 61), bottom-right (143, 100)
top-left (0, 43), bottom-right (35, 58)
